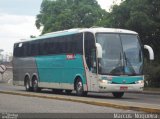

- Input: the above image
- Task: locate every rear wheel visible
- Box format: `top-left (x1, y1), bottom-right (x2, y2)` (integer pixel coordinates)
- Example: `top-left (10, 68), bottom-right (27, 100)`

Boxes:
top-left (112, 92), bottom-right (124, 98)
top-left (25, 77), bottom-right (32, 91)
top-left (32, 77), bottom-right (41, 92)
top-left (75, 78), bottom-right (87, 96)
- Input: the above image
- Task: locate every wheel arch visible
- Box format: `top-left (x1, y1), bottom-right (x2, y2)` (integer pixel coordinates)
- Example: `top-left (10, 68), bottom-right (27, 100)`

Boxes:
top-left (31, 73), bottom-right (39, 81)
top-left (74, 74), bottom-right (85, 90)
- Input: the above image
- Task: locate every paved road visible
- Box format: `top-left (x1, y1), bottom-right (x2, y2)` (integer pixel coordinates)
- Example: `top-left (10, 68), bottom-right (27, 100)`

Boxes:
top-left (0, 91), bottom-right (138, 113)
top-left (0, 83), bottom-right (160, 106)
top-left (0, 94), bottom-right (143, 119)
top-left (89, 92), bottom-right (160, 105)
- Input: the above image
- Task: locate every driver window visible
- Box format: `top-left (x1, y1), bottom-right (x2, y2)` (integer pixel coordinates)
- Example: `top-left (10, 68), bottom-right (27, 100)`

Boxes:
top-left (84, 32), bottom-right (96, 73)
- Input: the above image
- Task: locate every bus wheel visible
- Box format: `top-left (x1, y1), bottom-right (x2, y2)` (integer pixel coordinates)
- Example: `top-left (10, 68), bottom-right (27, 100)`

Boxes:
top-left (75, 78), bottom-right (87, 96)
top-left (112, 92), bottom-right (124, 98)
top-left (25, 77), bottom-right (32, 91)
top-left (32, 77), bottom-right (41, 92)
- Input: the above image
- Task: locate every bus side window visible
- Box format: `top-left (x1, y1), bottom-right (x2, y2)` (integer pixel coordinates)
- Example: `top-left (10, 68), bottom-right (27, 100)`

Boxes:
top-left (30, 41), bottom-right (39, 56)
top-left (13, 43), bottom-right (22, 57)
top-left (84, 32), bottom-right (96, 72)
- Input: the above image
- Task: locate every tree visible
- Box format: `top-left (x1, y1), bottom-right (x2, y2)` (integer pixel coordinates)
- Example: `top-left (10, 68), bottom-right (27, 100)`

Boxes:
top-left (36, 0), bottom-right (107, 34)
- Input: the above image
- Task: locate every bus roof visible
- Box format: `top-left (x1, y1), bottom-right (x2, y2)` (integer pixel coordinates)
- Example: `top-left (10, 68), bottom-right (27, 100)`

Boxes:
top-left (17, 27), bottom-right (138, 43)
top-left (81, 27), bottom-right (138, 34)
top-left (42, 27), bottom-right (138, 37)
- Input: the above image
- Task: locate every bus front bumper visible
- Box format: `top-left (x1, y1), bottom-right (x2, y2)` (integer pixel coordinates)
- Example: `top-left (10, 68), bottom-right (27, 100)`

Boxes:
top-left (98, 83), bottom-right (144, 92)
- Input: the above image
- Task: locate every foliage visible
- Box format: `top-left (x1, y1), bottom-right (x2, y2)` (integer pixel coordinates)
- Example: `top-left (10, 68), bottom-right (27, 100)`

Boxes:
top-left (144, 61), bottom-right (160, 87)
top-left (105, 0), bottom-right (160, 39)
top-left (36, 0), bottom-right (107, 34)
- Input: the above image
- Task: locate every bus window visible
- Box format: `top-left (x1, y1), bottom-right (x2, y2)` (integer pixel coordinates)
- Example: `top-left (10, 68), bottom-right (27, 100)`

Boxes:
top-left (30, 41), bottom-right (39, 56)
top-left (84, 32), bottom-right (96, 72)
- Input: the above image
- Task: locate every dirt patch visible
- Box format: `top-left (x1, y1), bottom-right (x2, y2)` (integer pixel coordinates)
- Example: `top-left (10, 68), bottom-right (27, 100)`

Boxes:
top-left (0, 67), bottom-right (13, 84)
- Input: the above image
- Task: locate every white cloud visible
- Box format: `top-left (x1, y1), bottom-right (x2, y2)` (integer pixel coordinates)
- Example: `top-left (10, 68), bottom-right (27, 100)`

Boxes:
top-left (0, 14), bottom-right (41, 53)
top-left (97, 0), bottom-right (122, 12)
top-left (0, 14), bottom-right (31, 25)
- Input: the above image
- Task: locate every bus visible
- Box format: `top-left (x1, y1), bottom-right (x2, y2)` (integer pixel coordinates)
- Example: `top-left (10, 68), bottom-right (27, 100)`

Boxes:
top-left (13, 28), bottom-right (154, 98)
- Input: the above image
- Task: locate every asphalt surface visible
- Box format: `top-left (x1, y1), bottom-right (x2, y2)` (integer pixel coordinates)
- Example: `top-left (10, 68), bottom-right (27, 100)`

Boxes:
top-left (0, 83), bottom-right (159, 105)
top-left (0, 93), bottom-right (139, 113)
top-left (0, 66), bottom-right (160, 113)
top-left (0, 83), bottom-right (160, 113)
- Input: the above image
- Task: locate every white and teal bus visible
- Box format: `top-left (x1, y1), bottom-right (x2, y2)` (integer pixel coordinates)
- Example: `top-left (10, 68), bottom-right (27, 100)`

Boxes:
top-left (13, 28), bottom-right (154, 98)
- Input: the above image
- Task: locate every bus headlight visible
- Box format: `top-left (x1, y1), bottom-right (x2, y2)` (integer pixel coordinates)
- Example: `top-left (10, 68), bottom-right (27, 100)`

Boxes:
top-left (99, 80), bottom-right (106, 83)
top-left (99, 80), bottom-right (111, 84)
top-left (135, 80), bottom-right (144, 84)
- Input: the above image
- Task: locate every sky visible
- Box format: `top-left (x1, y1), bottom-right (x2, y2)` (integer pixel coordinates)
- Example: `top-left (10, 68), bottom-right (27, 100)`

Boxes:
top-left (0, 0), bottom-right (121, 53)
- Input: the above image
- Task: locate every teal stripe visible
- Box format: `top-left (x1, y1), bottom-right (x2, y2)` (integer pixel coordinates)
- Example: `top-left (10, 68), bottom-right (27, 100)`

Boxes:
top-left (35, 54), bottom-right (86, 84)
top-left (112, 76), bottom-right (143, 84)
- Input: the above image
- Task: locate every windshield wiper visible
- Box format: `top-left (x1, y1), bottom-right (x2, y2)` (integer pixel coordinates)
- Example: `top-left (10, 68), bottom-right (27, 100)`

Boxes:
top-left (123, 52), bottom-right (136, 75)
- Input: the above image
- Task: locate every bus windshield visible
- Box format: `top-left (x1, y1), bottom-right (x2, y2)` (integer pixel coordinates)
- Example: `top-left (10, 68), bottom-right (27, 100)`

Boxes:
top-left (96, 33), bottom-right (143, 76)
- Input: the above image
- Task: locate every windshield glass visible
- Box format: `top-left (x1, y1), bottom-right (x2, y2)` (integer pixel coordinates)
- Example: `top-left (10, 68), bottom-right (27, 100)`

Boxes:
top-left (96, 33), bottom-right (143, 76)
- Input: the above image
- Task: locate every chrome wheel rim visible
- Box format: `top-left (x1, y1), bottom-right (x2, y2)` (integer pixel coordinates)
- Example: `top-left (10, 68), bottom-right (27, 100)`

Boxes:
top-left (77, 81), bottom-right (82, 92)
top-left (25, 81), bottom-right (29, 90)
top-left (33, 80), bottom-right (38, 88)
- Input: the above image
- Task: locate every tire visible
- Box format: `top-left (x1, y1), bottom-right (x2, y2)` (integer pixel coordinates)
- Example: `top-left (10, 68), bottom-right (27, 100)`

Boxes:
top-left (32, 77), bottom-right (41, 92)
top-left (75, 78), bottom-right (87, 96)
top-left (112, 92), bottom-right (124, 98)
top-left (25, 77), bottom-right (32, 91)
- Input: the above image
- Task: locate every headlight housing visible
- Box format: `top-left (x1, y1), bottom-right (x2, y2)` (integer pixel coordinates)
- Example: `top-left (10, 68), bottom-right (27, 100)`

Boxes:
top-left (135, 80), bottom-right (144, 84)
top-left (99, 80), bottom-right (111, 84)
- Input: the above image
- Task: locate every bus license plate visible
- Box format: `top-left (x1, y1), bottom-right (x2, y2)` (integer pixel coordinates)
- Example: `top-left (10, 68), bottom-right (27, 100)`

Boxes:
top-left (120, 86), bottom-right (128, 91)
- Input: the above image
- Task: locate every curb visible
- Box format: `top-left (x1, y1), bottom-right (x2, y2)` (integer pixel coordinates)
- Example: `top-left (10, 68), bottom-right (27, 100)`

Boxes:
top-left (0, 90), bottom-right (160, 113)
top-left (130, 91), bottom-right (160, 95)
top-left (139, 91), bottom-right (160, 95)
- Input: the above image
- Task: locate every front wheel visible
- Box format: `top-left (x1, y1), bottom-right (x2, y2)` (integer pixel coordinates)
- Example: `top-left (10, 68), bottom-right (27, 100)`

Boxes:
top-left (75, 78), bottom-right (87, 96)
top-left (112, 92), bottom-right (124, 98)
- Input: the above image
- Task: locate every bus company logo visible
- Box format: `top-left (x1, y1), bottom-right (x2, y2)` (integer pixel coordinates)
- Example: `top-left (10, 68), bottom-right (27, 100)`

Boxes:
top-left (123, 80), bottom-right (126, 83)
top-left (66, 54), bottom-right (75, 60)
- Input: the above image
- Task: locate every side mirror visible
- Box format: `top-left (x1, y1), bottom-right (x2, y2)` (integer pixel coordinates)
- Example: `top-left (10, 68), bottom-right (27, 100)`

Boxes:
top-left (144, 45), bottom-right (154, 60)
top-left (96, 43), bottom-right (102, 58)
